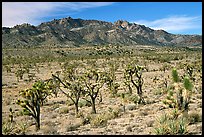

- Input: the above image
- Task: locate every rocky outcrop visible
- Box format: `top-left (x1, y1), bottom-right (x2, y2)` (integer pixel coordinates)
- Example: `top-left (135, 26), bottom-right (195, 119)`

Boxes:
top-left (2, 17), bottom-right (202, 48)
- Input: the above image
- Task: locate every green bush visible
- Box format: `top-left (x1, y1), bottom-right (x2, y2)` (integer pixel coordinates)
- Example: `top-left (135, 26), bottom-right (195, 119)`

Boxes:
top-left (90, 114), bottom-right (108, 128)
top-left (172, 68), bottom-right (179, 83)
top-left (78, 99), bottom-right (92, 108)
top-left (2, 121), bottom-right (15, 135)
top-left (154, 113), bottom-right (188, 135)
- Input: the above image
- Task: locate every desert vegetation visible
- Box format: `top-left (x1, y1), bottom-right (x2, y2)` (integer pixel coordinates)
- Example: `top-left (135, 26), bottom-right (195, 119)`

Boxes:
top-left (2, 45), bottom-right (202, 135)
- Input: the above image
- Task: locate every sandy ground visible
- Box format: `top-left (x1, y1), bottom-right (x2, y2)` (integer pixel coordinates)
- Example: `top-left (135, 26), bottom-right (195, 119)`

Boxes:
top-left (2, 56), bottom-right (202, 135)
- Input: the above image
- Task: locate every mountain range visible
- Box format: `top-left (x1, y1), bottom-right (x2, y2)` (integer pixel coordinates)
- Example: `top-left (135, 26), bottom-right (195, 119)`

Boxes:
top-left (2, 17), bottom-right (202, 48)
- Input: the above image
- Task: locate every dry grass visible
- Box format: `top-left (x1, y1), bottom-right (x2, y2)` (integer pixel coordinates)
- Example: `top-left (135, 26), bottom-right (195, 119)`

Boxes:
top-left (2, 46), bottom-right (202, 135)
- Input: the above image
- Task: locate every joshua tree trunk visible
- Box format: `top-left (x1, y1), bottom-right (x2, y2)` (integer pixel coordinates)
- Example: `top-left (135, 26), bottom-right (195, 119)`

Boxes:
top-left (98, 92), bottom-right (102, 103)
top-left (35, 103), bottom-right (40, 131)
top-left (36, 117), bottom-right (40, 131)
top-left (75, 101), bottom-right (79, 116)
top-left (128, 85), bottom-right (132, 94)
top-left (136, 85), bottom-right (145, 104)
top-left (91, 97), bottom-right (96, 114)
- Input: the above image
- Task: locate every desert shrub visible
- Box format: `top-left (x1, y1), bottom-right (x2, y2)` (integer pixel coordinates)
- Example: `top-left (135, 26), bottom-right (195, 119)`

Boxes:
top-left (23, 64), bottom-right (31, 74)
top-left (81, 114), bottom-right (92, 125)
top-left (154, 89), bottom-right (163, 95)
top-left (129, 94), bottom-right (139, 104)
top-left (58, 107), bottom-right (69, 114)
top-left (51, 103), bottom-right (60, 111)
top-left (90, 114), bottom-right (108, 128)
top-left (66, 123), bottom-right (81, 132)
top-left (154, 113), bottom-right (188, 135)
top-left (15, 122), bottom-right (29, 135)
top-left (78, 99), bottom-right (92, 108)
top-left (169, 108), bottom-right (181, 120)
top-left (2, 116), bottom-right (28, 135)
top-left (43, 125), bottom-right (58, 134)
top-left (2, 120), bottom-right (15, 135)
top-left (66, 99), bottom-right (75, 106)
top-left (160, 63), bottom-right (170, 72)
top-left (107, 107), bottom-right (121, 119)
top-left (188, 111), bottom-right (202, 124)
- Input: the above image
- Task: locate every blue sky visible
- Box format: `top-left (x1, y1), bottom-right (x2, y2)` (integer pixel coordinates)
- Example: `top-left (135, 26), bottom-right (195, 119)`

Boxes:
top-left (2, 2), bottom-right (202, 35)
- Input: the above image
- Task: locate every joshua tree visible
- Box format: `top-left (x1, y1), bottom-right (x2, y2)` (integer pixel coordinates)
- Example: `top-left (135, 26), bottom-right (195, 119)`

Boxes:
top-left (5, 65), bottom-right (12, 73)
top-left (45, 71), bottom-right (61, 98)
top-left (28, 73), bottom-right (35, 82)
top-left (52, 64), bottom-right (84, 116)
top-left (15, 69), bottom-right (25, 82)
top-left (9, 108), bottom-right (14, 123)
top-left (163, 68), bottom-right (193, 116)
top-left (124, 74), bottom-right (133, 95)
top-left (105, 62), bottom-right (120, 96)
top-left (161, 63), bottom-right (170, 73)
top-left (185, 64), bottom-right (195, 81)
top-left (52, 73), bottom-right (84, 116)
top-left (81, 69), bottom-right (106, 114)
top-left (16, 81), bottom-right (51, 131)
top-left (172, 68), bottom-right (179, 83)
top-left (124, 64), bottom-right (145, 104)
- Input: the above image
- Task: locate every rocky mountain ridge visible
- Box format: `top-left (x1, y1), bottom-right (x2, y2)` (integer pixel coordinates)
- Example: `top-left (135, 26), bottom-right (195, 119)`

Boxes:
top-left (2, 17), bottom-right (202, 48)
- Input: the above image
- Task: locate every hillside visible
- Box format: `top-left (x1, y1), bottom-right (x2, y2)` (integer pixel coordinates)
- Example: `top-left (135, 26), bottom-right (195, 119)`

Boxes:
top-left (2, 17), bottom-right (202, 48)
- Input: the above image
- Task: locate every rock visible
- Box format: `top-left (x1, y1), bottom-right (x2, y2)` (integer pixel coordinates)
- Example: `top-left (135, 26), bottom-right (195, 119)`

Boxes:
top-left (146, 119), bottom-right (154, 127)
top-left (126, 104), bottom-right (137, 111)
top-left (126, 126), bottom-right (132, 132)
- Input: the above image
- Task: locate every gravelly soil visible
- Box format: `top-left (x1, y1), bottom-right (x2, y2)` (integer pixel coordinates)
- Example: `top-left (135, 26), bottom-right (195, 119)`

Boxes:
top-left (2, 56), bottom-right (202, 135)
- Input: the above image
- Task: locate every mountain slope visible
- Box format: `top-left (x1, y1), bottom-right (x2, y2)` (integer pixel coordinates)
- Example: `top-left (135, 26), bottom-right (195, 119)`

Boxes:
top-left (2, 17), bottom-right (202, 48)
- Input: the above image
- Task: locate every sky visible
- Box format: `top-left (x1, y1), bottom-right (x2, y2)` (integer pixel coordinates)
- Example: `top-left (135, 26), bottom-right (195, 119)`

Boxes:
top-left (2, 2), bottom-right (202, 35)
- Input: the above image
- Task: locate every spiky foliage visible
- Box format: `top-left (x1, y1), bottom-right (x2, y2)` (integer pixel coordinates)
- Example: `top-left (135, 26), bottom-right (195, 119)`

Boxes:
top-left (154, 113), bottom-right (188, 135)
top-left (172, 68), bottom-right (179, 83)
top-left (2, 120), bottom-right (15, 135)
top-left (124, 64), bottom-right (145, 104)
top-left (81, 69), bottom-right (106, 114)
top-left (163, 68), bottom-right (193, 116)
top-left (16, 81), bottom-right (51, 131)
top-left (183, 76), bottom-right (193, 91)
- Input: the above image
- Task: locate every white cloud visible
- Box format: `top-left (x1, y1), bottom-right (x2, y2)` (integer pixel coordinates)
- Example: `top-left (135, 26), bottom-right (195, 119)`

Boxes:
top-left (2, 2), bottom-right (114, 27)
top-left (132, 15), bottom-right (202, 34)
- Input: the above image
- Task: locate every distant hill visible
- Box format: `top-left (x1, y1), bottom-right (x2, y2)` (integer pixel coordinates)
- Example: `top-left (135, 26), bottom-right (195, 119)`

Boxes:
top-left (2, 17), bottom-right (202, 48)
